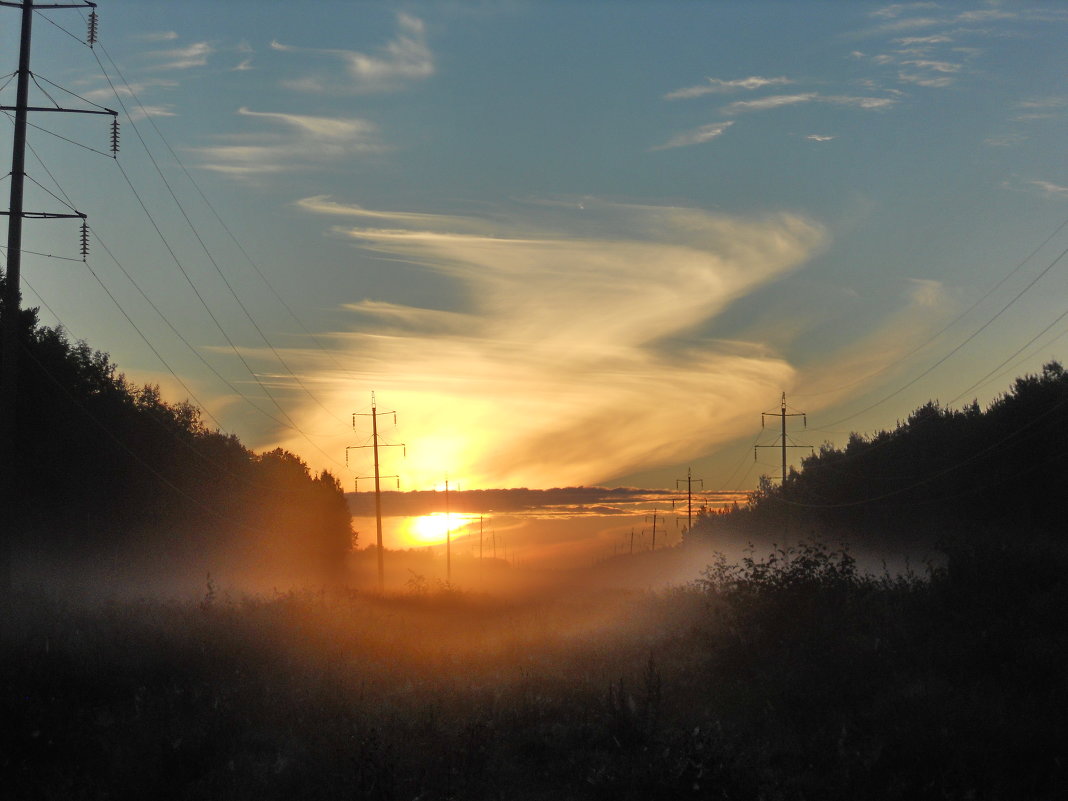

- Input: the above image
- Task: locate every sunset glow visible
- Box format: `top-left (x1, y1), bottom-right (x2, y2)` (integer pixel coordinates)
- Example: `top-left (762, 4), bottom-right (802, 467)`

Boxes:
top-left (404, 513), bottom-right (476, 546)
top-left (11, 2), bottom-right (1065, 494)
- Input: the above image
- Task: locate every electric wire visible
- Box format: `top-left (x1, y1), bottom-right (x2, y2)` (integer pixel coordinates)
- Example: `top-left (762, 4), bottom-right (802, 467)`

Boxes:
top-left (88, 58), bottom-right (346, 427)
top-left (107, 155), bottom-right (308, 427)
top-left (12, 114), bottom-right (289, 432)
top-left (3, 32), bottom-right (296, 443)
top-left (5, 5), bottom-right (350, 522)
top-left (30, 70), bottom-right (115, 115)
top-left (773, 388), bottom-right (1066, 510)
top-left (23, 172), bottom-right (81, 214)
top-left (94, 41), bottom-right (367, 387)
top-left (33, 7), bottom-right (89, 47)
top-left (947, 326), bottom-right (1068, 406)
top-left (89, 47), bottom-right (350, 467)
top-left (795, 215), bottom-right (1068, 402)
top-left (18, 338), bottom-right (273, 534)
top-left (1, 244), bottom-right (82, 263)
top-left (22, 260), bottom-right (319, 494)
top-left (817, 241), bottom-right (1068, 431)
top-left (109, 153), bottom-right (346, 468)
top-left (88, 45), bottom-right (346, 427)
top-left (1, 109), bottom-right (114, 158)
top-left (948, 304), bottom-right (1068, 406)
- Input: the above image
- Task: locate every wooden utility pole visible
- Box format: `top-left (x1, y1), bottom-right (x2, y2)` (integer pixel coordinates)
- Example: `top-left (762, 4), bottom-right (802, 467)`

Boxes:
top-left (756, 392), bottom-right (810, 483)
top-left (445, 479), bottom-right (451, 582)
top-left (675, 467), bottom-right (704, 532)
top-left (1, 1), bottom-right (115, 592)
top-left (646, 508), bottom-right (662, 551)
top-left (347, 392), bottom-right (404, 591)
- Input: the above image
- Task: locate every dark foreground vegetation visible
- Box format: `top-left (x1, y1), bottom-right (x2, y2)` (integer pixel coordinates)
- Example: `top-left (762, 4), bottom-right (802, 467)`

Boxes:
top-left (1, 298), bottom-right (352, 582)
top-left (3, 534), bottom-right (1066, 800)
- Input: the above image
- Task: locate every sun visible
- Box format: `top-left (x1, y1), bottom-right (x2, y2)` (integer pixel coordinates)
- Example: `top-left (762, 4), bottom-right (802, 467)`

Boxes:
top-left (406, 513), bottom-right (462, 545)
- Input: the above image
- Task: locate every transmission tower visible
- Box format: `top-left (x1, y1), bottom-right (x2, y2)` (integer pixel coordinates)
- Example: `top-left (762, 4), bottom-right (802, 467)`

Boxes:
top-left (346, 392), bottom-right (405, 591)
top-left (1, 1), bottom-right (117, 590)
top-left (755, 392), bottom-right (811, 483)
top-left (674, 467), bottom-right (704, 532)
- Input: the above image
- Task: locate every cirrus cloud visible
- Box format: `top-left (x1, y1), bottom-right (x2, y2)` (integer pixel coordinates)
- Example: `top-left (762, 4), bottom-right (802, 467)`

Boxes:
top-left (273, 198), bottom-right (828, 488)
top-left (271, 13), bottom-right (433, 94)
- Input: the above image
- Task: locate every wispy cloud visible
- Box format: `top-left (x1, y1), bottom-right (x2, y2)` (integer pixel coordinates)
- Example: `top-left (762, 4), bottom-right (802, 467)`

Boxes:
top-left (665, 76), bottom-right (793, 101)
top-left (195, 109), bottom-right (384, 177)
top-left (894, 34), bottom-right (952, 46)
top-left (82, 79), bottom-right (179, 119)
top-left (1029, 180), bottom-right (1068, 199)
top-left (651, 121), bottom-right (734, 150)
top-left (722, 93), bottom-right (895, 115)
top-left (272, 13), bottom-right (433, 94)
top-left (146, 41), bottom-right (214, 70)
top-left (905, 277), bottom-right (945, 308)
top-left (296, 196), bottom-right (489, 232)
top-left (134, 31), bottom-right (179, 43)
top-left (871, 3), bottom-right (940, 20)
top-left (273, 200), bottom-right (828, 488)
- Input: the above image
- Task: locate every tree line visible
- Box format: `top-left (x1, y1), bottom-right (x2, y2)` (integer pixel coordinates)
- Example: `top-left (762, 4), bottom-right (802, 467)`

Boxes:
top-left (693, 361), bottom-right (1068, 541)
top-left (1, 293), bottom-right (353, 581)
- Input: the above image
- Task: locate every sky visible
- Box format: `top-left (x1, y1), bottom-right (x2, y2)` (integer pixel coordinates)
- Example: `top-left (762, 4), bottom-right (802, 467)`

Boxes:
top-left (2, 0), bottom-right (1067, 493)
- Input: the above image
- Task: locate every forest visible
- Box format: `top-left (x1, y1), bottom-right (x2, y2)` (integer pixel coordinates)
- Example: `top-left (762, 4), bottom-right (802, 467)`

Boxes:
top-left (690, 360), bottom-right (1068, 542)
top-left (1, 295), bottom-right (353, 585)
top-left (2, 298), bottom-right (1067, 798)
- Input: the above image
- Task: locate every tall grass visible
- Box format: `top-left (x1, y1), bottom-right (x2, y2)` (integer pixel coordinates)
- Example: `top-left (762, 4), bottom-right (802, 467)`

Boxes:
top-left (3, 536), bottom-right (1066, 799)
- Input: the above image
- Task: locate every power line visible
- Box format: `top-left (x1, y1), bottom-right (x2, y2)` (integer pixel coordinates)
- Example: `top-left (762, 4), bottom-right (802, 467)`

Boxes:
top-left (88, 45), bottom-right (348, 427)
top-left (107, 154), bottom-right (346, 470)
top-left (817, 242), bottom-right (1068, 432)
top-left (92, 41), bottom-right (369, 387)
top-left (795, 214), bottom-right (1068, 402)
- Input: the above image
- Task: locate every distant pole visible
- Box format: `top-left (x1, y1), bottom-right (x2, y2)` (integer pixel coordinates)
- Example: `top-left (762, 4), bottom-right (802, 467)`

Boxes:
top-left (756, 392), bottom-right (810, 484)
top-left (370, 397), bottom-right (383, 588)
top-left (629, 528), bottom-right (635, 555)
top-left (646, 508), bottom-right (661, 551)
top-left (780, 394), bottom-right (787, 481)
top-left (675, 467), bottom-right (704, 532)
top-left (445, 478), bottom-right (451, 583)
top-left (347, 393), bottom-right (405, 592)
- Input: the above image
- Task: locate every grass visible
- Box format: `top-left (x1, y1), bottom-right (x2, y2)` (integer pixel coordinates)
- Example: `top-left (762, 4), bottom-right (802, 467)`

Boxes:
top-left (3, 536), bottom-right (1066, 800)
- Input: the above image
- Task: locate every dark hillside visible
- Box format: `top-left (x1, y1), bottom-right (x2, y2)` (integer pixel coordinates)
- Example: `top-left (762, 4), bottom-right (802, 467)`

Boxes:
top-left (1, 297), bottom-right (352, 585)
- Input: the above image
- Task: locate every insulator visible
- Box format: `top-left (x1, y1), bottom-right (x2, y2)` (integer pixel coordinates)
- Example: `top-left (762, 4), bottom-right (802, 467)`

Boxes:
top-left (80, 221), bottom-right (90, 260)
top-left (87, 11), bottom-right (99, 47)
top-left (110, 118), bottom-right (120, 155)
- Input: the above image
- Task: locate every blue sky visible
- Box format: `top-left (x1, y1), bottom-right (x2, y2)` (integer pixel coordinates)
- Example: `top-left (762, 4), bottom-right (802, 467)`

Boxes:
top-left (3, 1), bottom-right (1067, 491)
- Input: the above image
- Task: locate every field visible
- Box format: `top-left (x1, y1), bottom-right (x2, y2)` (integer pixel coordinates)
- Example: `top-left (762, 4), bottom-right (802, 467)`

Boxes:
top-left (3, 537), bottom-right (1067, 800)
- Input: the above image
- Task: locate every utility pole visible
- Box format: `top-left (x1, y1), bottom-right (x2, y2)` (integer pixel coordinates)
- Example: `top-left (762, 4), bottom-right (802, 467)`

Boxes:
top-left (646, 508), bottom-right (661, 551)
top-left (675, 467), bottom-right (704, 532)
top-left (347, 392), bottom-right (404, 592)
top-left (444, 478), bottom-right (452, 583)
top-left (1, 1), bottom-right (116, 591)
top-left (755, 392), bottom-right (811, 483)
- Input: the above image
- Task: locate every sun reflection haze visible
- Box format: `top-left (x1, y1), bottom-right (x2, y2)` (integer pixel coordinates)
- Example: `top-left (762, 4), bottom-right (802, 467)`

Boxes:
top-left (404, 513), bottom-right (478, 546)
